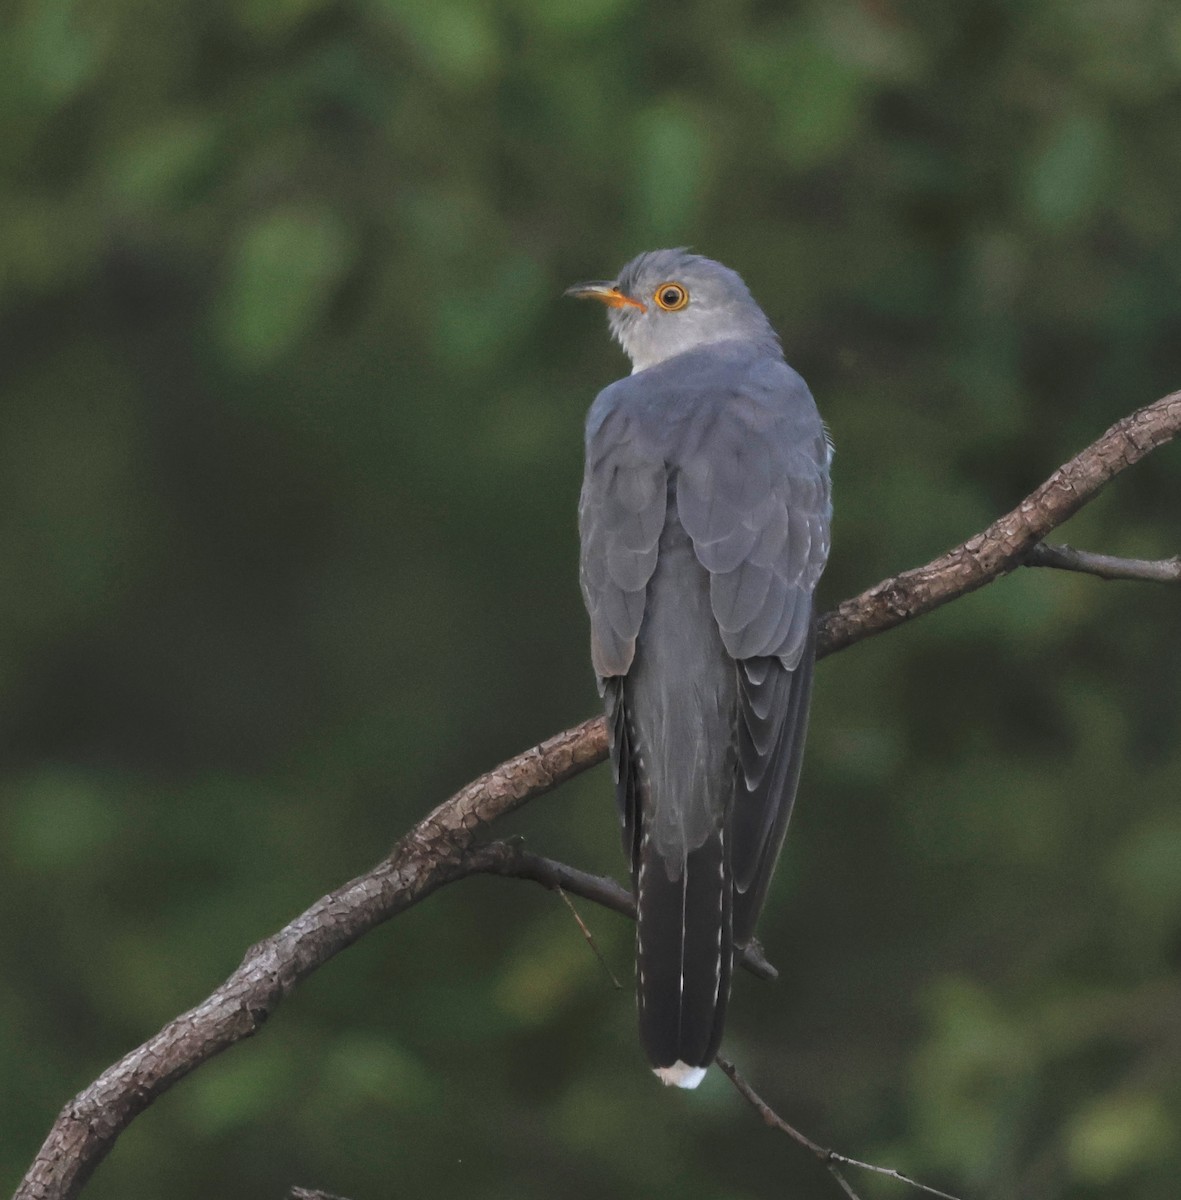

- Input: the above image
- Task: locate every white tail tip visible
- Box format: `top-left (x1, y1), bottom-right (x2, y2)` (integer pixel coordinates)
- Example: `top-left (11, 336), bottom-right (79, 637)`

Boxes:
top-left (653, 1061), bottom-right (708, 1089)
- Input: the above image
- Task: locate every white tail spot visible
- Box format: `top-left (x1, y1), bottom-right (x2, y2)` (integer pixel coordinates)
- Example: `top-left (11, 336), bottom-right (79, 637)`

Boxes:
top-left (654, 1061), bottom-right (708, 1089)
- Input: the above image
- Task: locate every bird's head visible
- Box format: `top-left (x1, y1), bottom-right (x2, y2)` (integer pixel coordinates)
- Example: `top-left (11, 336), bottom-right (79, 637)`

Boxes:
top-left (565, 248), bottom-right (778, 373)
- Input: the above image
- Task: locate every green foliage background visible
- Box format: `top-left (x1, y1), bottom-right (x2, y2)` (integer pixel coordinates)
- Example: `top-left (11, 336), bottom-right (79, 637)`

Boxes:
top-left (2, 1), bottom-right (1180, 1196)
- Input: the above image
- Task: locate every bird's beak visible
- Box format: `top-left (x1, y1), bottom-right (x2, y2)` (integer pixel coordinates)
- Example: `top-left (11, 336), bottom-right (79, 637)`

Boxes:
top-left (564, 281), bottom-right (647, 313)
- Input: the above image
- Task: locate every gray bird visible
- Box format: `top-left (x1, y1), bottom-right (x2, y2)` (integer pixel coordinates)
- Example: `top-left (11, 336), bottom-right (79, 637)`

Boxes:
top-left (567, 250), bottom-right (831, 1088)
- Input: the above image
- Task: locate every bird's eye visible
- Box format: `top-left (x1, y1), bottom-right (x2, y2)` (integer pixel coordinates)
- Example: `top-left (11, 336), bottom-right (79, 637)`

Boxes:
top-left (654, 282), bottom-right (688, 311)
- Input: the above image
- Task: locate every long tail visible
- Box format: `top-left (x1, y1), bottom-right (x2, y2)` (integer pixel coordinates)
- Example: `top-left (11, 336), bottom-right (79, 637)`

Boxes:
top-left (635, 829), bottom-right (734, 1087)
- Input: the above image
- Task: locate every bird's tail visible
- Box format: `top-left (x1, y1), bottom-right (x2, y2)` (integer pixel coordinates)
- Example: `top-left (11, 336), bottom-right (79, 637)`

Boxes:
top-left (635, 830), bottom-right (734, 1088)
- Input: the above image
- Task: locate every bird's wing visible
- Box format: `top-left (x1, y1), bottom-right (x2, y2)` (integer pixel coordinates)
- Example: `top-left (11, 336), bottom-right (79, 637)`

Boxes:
top-left (578, 387), bottom-right (668, 679)
top-left (674, 360), bottom-right (829, 666)
top-left (579, 386), bottom-right (668, 856)
top-left (674, 358), bottom-right (831, 941)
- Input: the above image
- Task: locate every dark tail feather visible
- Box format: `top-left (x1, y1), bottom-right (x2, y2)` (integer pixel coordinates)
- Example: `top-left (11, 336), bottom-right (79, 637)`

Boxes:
top-left (636, 831), bottom-right (734, 1085)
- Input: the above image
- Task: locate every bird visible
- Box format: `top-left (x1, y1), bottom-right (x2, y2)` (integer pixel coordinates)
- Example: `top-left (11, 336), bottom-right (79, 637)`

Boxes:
top-left (566, 249), bottom-right (831, 1089)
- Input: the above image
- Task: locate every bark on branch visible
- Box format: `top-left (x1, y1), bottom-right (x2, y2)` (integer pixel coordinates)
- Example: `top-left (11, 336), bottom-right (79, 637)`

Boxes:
top-left (14, 389), bottom-right (1181, 1200)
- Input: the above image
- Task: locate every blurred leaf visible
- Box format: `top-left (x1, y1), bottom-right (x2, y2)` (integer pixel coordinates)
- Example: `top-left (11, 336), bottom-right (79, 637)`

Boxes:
top-left (494, 921), bottom-right (601, 1024)
top-left (1065, 1090), bottom-right (1173, 1185)
top-left (374, 0), bottom-right (501, 87)
top-left (630, 101), bottom-right (711, 244)
top-left (822, 3), bottom-right (927, 83)
top-left (234, 0), bottom-right (338, 42)
top-left (5, 768), bottom-right (118, 871)
top-left (765, 37), bottom-right (864, 169)
top-left (182, 1043), bottom-right (298, 1136)
top-left (105, 116), bottom-right (222, 210)
top-left (0, 196), bottom-right (99, 301)
top-left (1024, 112), bottom-right (1112, 230)
top-left (5, 0), bottom-right (99, 109)
top-left (214, 207), bottom-right (355, 367)
top-left (514, 0), bottom-right (636, 36)
top-left (321, 1032), bottom-right (441, 1109)
top-left (1108, 807), bottom-right (1181, 928)
top-left (910, 977), bottom-right (1035, 1176)
top-left (432, 251), bottom-right (547, 372)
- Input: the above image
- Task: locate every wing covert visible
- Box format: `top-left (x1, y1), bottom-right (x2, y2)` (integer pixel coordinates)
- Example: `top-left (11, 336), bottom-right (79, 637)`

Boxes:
top-left (578, 395), bottom-right (668, 678)
top-left (674, 364), bottom-right (830, 668)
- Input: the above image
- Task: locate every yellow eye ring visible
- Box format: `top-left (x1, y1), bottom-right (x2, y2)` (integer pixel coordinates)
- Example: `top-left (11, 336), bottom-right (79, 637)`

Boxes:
top-left (653, 282), bottom-right (689, 311)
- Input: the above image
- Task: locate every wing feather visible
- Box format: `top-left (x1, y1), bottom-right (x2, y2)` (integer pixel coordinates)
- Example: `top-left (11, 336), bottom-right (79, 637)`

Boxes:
top-left (673, 378), bottom-right (828, 664)
top-left (711, 559), bottom-right (774, 633)
top-left (602, 676), bottom-right (641, 860)
top-left (731, 622), bottom-right (817, 944)
top-left (579, 393), bottom-right (667, 678)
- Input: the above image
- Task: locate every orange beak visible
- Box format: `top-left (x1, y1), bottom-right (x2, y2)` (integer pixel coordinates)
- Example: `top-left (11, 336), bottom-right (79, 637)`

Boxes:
top-left (564, 281), bottom-right (647, 313)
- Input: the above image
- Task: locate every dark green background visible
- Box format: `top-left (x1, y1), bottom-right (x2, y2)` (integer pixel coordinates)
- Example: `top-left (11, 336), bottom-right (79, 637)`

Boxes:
top-left (3, 1), bottom-right (1180, 1197)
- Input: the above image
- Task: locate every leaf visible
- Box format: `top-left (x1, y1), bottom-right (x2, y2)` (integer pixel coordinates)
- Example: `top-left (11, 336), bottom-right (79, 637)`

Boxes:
top-left (1024, 112), bottom-right (1112, 230)
top-left (631, 101), bottom-right (711, 243)
top-left (374, 0), bottom-right (501, 88)
top-left (1065, 1091), bottom-right (1172, 1185)
top-left (215, 207), bottom-right (354, 368)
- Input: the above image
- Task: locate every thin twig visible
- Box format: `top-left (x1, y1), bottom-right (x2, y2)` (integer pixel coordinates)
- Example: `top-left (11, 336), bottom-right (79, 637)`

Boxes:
top-left (1024, 541), bottom-right (1181, 583)
top-left (716, 1056), bottom-right (863, 1198)
top-left (15, 389), bottom-right (1181, 1200)
top-left (716, 1056), bottom-right (964, 1200)
top-left (466, 840), bottom-right (778, 981)
top-left (556, 884), bottom-right (623, 990)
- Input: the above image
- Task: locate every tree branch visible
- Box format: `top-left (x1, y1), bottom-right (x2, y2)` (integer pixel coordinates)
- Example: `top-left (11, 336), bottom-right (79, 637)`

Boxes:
top-left (716, 1056), bottom-right (964, 1200)
top-left (1023, 541), bottom-right (1181, 584)
top-left (14, 720), bottom-right (605, 1200)
top-left (15, 389), bottom-right (1181, 1200)
top-left (816, 390), bottom-right (1181, 654)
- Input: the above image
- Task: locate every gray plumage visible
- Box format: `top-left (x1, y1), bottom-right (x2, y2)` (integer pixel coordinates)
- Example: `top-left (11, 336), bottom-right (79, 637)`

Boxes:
top-left (568, 250), bottom-right (831, 1088)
